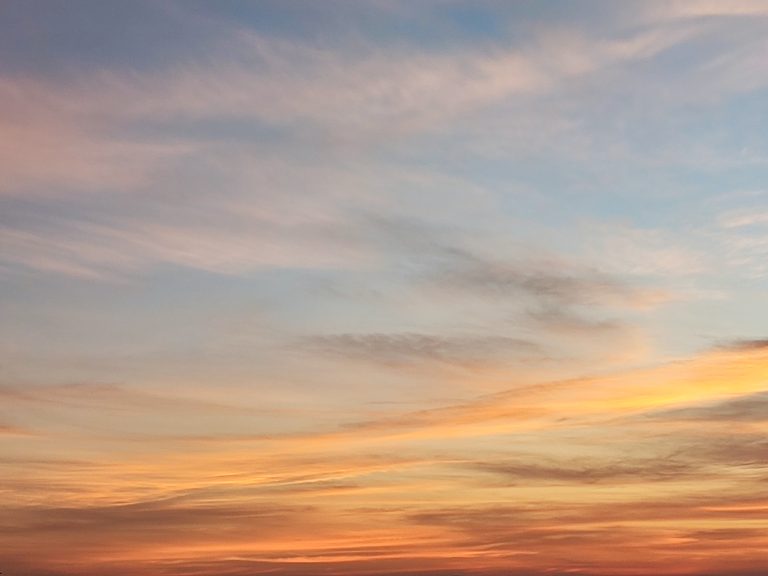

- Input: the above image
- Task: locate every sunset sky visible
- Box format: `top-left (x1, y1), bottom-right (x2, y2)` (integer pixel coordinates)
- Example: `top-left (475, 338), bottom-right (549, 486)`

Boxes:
top-left (2, 1), bottom-right (768, 575)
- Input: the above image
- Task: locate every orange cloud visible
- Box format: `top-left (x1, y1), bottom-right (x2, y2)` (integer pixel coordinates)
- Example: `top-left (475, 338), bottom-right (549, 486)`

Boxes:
top-left (2, 345), bottom-right (767, 575)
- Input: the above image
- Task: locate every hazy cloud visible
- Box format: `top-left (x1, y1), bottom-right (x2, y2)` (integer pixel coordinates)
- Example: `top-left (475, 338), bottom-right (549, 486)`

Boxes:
top-left (3, 3), bottom-right (768, 576)
top-left (302, 332), bottom-right (542, 368)
top-left (469, 456), bottom-right (697, 485)
top-left (718, 338), bottom-right (768, 352)
top-left (653, 391), bottom-right (768, 423)
top-left (432, 253), bottom-right (670, 309)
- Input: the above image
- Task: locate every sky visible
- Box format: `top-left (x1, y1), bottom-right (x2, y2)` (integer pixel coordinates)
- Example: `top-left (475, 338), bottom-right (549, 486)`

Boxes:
top-left (1, 1), bottom-right (768, 575)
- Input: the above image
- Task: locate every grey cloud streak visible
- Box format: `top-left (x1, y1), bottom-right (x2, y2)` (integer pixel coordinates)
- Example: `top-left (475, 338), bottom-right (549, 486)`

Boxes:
top-left (301, 332), bottom-right (543, 368)
top-left (651, 391), bottom-right (768, 423)
top-left (431, 253), bottom-right (669, 309)
top-left (468, 456), bottom-right (698, 485)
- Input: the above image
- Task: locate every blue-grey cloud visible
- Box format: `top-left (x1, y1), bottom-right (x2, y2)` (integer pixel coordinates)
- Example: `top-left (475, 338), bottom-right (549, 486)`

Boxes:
top-left (301, 332), bottom-right (543, 368)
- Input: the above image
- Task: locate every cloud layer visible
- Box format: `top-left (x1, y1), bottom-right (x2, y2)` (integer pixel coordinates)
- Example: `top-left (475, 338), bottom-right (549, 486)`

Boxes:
top-left (2, 2), bottom-right (768, 575)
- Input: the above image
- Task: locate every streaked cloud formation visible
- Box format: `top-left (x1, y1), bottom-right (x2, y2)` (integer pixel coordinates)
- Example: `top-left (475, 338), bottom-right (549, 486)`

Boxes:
top-left (1, 1), bottom-right (767, 575)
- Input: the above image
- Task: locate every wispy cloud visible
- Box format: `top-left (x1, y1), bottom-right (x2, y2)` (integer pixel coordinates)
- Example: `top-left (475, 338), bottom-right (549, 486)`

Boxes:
top-left (0, 423), bottom-right (32, 435)
top-left (3, 3), bottom-right (768, 576)
top-left (659, 0), bottom-right (768, 20)
top-left (302, 332), bottom-right (542, 369)
top-left (432, 254), bottom-right (670, 309)
top-left (469, 456), bottom-right (698, 485)
top-left (4, 343), bottom-right (768, 575)
top-left (651, 390), bottom-right (768, 423)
